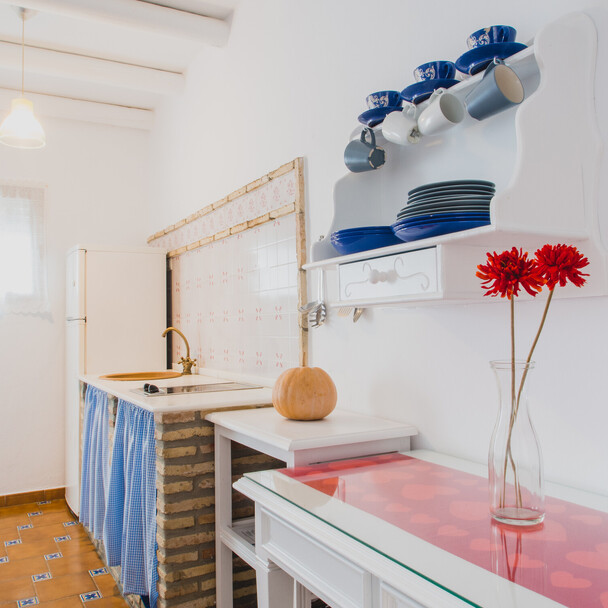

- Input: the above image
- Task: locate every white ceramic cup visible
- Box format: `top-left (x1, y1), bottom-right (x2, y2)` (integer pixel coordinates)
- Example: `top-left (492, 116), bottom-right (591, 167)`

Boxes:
top-left (417, 88), bottom-right (465, 136)
top-left (381, 103), bottom-right (420, 145)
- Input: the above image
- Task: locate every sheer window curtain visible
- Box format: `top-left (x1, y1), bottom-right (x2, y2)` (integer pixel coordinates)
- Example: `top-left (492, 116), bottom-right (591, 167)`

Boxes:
top-left (0, 182), bottom-right (49, 316)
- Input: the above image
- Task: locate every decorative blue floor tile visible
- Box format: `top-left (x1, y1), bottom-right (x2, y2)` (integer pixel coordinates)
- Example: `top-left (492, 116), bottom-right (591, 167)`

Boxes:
top-left (54, 535), bottom-right (71, 542)
top-left (4, 539), bottom-right (21, 546)
top-left (0, 556), bottom-right (9, 564)
top-left (44, 552), bottom-right (62, 561)
top-left (63, 521), bottom-right (78, 527)
top-left (89, 567), bottom-right (108, 577)
top-left (17, 598), bottom-right (39, 607)
top-left (18, 524), bottom-right (33, 530)
top-left (36, 500), bottom-right (51, 505)
top-left (80, 591), bottom-right (102, 602)
top-left (27, 511), bottom-right (42, 517)
top-left (31, 572), bottom-right (52, 582)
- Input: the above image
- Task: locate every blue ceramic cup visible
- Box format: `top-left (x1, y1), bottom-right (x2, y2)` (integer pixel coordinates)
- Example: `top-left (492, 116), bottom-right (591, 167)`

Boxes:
top-left (344, 128), bottom-right (386, 173)
top-left (413, 61), bottom-right (456, 82)
top-left (466, 58), bottom-right (524, 121)
top-left (366, 90), bottom-right (402, 109)
top-left (467, 25), bottom-right (517, 49)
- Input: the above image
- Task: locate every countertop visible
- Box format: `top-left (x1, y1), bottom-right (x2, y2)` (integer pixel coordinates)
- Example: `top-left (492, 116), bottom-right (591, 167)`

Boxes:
top-left (80, 370), bottom-right (274, 413)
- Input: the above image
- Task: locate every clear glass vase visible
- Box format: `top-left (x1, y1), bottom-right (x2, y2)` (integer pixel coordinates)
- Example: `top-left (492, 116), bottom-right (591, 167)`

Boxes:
top-left (488, 360), bottom-right (545, 526)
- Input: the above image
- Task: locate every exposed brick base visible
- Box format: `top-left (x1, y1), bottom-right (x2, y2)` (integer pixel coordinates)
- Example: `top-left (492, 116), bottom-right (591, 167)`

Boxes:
top-left (154, 407), bottom-right (282, 607)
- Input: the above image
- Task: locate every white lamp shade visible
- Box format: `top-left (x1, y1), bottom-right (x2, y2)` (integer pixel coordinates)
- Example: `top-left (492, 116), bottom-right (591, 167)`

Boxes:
top-left (0, 98), bottom-right (46, 149)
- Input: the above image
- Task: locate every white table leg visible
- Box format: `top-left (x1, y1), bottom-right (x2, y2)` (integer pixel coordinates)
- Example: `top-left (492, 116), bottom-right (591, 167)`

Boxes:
top-left (215, 429), bottom-right (234, 608)
top-left (256, 561), bottom-right (295, 608)
top-left (294, 582), bottom-right (313, 608)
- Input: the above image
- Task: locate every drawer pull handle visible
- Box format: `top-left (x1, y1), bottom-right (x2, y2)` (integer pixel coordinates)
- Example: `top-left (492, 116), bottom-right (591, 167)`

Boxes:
top-left (344, 258), bottom-right (431, 297)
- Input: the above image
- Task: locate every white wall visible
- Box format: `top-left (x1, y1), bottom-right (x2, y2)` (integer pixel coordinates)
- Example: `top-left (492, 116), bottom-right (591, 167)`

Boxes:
top-left (0, 116), bottom-right (149, 495)
top-left (147, 0), bottom-right (608, 495)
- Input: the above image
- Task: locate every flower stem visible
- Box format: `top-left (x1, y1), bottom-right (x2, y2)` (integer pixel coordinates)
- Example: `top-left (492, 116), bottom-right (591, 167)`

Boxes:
top-left (501, 296), bottom-right (520, 509)
top-left (505, 289), bottom-right (554, 510)
top-left (516, 288), bottom-right (555, 407)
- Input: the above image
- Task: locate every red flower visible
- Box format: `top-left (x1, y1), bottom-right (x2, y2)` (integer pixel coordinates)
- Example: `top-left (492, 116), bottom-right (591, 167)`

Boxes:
top-left (476, 247), bottom-right (544, 299)
top-left (534, 244), bottom-right (589, 289)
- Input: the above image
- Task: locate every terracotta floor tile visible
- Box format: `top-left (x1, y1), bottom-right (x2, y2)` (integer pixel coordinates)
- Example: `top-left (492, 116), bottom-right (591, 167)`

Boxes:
top-left (1, 502), bottom-right (35, 513)
top-left (94, 573), bottom-right (121, 596)
top-left (48, 550), bottom-right (104, 577)
top-left (35, 570), bottom-right (98, 602)
top-left (38, 500), bottom-right (71, 513)
top-left (41, 595), bottom-right (85, 608)
top-left (0, 500), bottom-right (128, 607)
top-left (35, 510), bottom-right (77, 526)
top-left (0, 575), bottom-right (36, 603)
top-left (0, 514), bottom-right (30, 530)
top-left (0, 555), bottom-right (49, 582)
top-left (57, 536), bottom-right (98, 556)
top-left (19, 523), bottom-right (67, 541)
top-left (0, 503), bottom-right (39, 516)
top-left (6, 539), bottom-right (59, 560)
top-left (0, 517), bottom-right (21, 531)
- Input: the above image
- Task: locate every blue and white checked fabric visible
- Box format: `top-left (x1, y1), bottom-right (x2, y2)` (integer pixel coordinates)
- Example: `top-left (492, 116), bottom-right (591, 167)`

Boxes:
top-left (103, 400), bottom-right (158, 608)
top-left (79, 386), bottom-right (109, 539)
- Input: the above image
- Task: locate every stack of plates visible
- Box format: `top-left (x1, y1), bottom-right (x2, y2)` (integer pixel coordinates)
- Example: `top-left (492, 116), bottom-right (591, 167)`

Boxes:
top-left (392, 179), bottom-right (494, 242)
top-left (331, 226), bottom-right (402, 255)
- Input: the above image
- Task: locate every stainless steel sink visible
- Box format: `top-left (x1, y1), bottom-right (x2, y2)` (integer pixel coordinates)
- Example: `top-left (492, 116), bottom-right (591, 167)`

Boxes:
top-left (132, 381), bottom-right (261, 397)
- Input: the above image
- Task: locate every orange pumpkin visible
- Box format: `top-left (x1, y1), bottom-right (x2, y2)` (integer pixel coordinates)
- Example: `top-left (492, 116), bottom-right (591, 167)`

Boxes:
top-left (272, 366), bottom-right (337, 420)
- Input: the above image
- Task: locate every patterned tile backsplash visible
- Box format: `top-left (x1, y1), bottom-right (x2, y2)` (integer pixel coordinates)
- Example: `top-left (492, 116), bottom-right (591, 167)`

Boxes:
top-left (169, 215), bottom-right (299, 377)
top-left (151, 161), bottom-right (304, 379)
top-left (151, 171), bottom-right (297, 254)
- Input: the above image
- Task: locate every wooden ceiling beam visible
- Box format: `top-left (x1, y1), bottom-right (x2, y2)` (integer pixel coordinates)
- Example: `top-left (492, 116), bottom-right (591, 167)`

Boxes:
top-left (0, 40), bottom-right (184, 95)
top-left (0, 0), bottom-right (230, 46)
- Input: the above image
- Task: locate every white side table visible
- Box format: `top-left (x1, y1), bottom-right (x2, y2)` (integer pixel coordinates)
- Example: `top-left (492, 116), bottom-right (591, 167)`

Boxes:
top-left (206, 407), bottom-right (417, 608)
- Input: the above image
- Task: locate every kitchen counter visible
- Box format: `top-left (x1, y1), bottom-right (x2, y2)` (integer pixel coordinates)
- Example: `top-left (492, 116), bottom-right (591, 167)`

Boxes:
top-left (78, 369), bottom-right (276, 606)
top-left (80, 370), bottom-right (274, 413)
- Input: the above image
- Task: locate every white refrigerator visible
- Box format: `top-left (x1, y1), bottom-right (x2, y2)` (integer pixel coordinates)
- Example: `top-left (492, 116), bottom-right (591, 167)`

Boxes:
top-left (65, 245), bottom-right (167, 515)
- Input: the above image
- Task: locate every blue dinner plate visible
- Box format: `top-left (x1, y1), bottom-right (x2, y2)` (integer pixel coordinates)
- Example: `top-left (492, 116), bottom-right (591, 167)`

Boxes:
top-left (393, 218), bottom-right (491, 242)
top-left (333, 226), bottom-right (394, 236)
top-left (357, 106), bottom-right (403, 127)
top-left (403, 196), bottom-right (492, 209)
top-left (400, 78), bottom-right (460, 105)
top-left (405, 195), bottom-right (493, 208)
top-left (331, 232), bottom-right (402, 255)
top-left (408, 179), bottom-right (495, 196)
top-left (394, 217), bottom-right (489, 232)
top-left (408, 189), bottom-right (495, 203)
top-left (397, 207), bottom-right (490, 220)
top-left (455, 42), bottom-right (527, 75)
top-left (394, 210), bottom-right (489, 223)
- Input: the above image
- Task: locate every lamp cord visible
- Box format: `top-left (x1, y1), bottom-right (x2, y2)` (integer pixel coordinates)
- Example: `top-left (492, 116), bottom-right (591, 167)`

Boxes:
top-left (21, 12), bottom-right (25, 97)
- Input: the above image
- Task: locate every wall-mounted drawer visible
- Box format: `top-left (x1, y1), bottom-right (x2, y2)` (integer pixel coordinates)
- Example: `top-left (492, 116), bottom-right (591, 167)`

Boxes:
top-left (338, 248), bottom-right (439, 302)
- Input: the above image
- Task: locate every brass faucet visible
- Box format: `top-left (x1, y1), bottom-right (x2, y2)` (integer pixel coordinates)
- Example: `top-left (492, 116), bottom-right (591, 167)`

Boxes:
top-left (162, 326), bottom-right (196, 375)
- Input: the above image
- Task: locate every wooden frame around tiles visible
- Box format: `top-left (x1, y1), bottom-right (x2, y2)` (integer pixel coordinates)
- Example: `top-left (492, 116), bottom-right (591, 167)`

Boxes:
top-left (147, 157), bottom-right (308, 367)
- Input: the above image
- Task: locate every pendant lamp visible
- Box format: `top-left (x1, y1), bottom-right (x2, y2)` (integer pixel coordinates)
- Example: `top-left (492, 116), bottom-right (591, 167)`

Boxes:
top-left (0, 8), bottom-right (46, 149)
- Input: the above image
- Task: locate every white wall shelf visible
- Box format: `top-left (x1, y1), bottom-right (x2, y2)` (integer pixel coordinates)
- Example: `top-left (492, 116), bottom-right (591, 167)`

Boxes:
top-left (306, 12), bottom-right (608, 309)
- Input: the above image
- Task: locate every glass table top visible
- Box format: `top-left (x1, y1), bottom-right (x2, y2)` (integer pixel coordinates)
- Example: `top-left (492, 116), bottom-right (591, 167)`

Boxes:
top-left (244, 450), bottom-right (608, 608)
